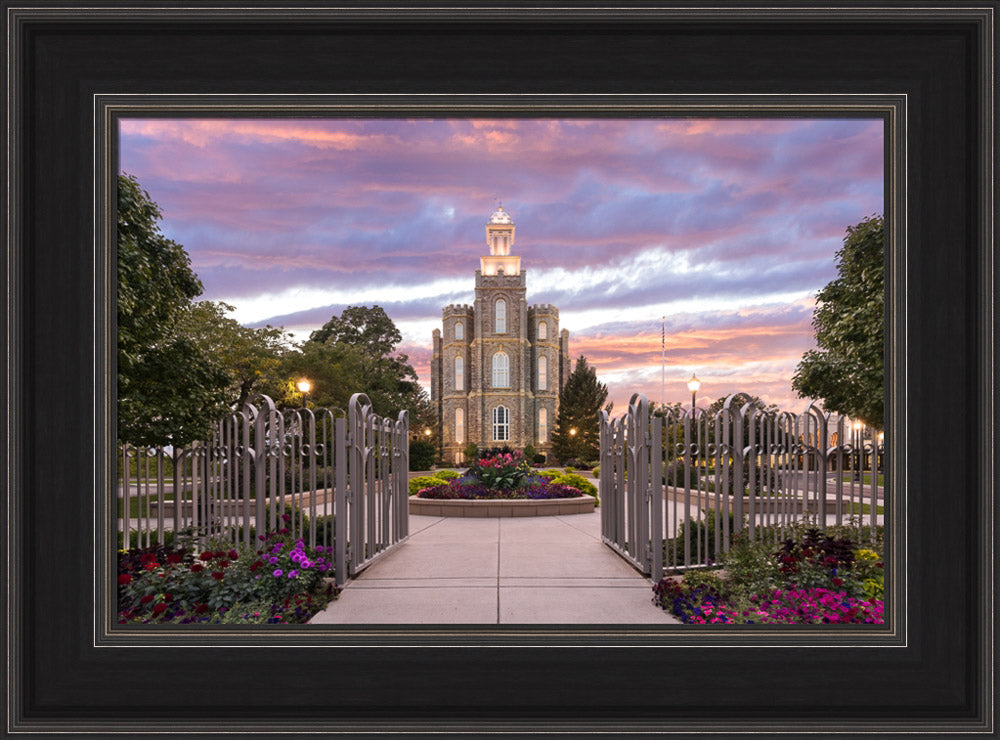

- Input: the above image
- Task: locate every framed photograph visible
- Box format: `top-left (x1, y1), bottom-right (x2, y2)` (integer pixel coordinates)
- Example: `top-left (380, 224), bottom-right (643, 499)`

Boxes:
top-left (4, 2), bottom-right (995, 736)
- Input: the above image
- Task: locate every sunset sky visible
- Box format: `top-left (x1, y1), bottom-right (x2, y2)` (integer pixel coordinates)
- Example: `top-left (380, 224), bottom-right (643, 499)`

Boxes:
top-left (119, 118), bottom-right (884, 412)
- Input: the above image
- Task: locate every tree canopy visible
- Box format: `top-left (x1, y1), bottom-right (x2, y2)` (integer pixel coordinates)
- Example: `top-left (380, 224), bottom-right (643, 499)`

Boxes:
top-left (550, 356), bottom-right (609, 464)
top-left (706, 394), bottom-right (779, 417)
top-left (300, 305), bottom-right (434, 428)
top-left (178, 301), bottom-right (292, 408)
top-left (309, 305), bottom-right (401, 357)
top-left (792, 214), bottom-right (884, 428)
top-left (117, 173), bottom-right (230, 447)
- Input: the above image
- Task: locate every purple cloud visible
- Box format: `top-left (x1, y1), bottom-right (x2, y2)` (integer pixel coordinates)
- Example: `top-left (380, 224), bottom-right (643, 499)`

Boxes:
top-left (120, 117), bottom-right (883, 413)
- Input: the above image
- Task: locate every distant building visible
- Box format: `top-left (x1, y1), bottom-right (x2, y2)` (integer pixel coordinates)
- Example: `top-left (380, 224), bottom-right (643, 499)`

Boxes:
top-left (430, 207), bottom-right (570, 464)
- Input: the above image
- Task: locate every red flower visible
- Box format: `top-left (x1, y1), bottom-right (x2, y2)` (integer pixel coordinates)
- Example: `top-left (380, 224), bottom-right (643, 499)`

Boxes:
top-left (195, 603), bottom-right (208, 614)
top-left (190, 564), bottom-right (204, 573)
top-left (227, 550), bottom-right (238, 560)
top-left (249, 561), bottom-right (263, 572)
top-left (163, 593), bottom-right (173, 602)
top-left (218, 560), bottom-right (230, 569)
top-left (211, 571), bottom-right (224, 580)
top-left (152, 603), bottom-right (168, 615)
top-left (831, 577), bottom-right (843, 587)
top-left (141, 553), bottom-right (157, 562)
top-left (143, 562), bottom-right (158, 571)
top-left (167, 554), bottom-right (182, 564)
top-left (140, 594), bottom-right (154, 604)
top-left (199, 551), bottom-right (213, 561)
top-left (117, 574), bottom-right (131, 585)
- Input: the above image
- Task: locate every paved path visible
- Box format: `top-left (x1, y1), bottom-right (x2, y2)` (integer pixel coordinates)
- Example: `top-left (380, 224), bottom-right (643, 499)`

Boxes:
top-left (309, 511), bottom-right (679, 625)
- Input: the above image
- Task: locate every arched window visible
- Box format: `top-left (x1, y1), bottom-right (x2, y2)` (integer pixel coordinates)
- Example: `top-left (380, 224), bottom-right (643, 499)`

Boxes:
top-left (492, 351), bottom-right (509, 388)
top-left (538, 320), bottom-right (547, 340)
top-left (537, 355), bottom-right (547, 390)
top-left (492, 405), bottom-right (509, 442)
top-left (454, 321), bottom-right (464, 340)
top-left (455, 407), bottom-right (464, 444)
top-left (495, 298), bottom-right (506, 333)
top-left (538, 407), bottom-right (548, 443)
top-left (454, 355), bottom-right (464, 391)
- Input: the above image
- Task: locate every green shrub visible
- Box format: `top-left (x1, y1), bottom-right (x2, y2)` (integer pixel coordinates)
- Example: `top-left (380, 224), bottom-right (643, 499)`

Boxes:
top-left (534, 469), bottom-right (563, 481)
top-left (409, 475), bottom-right (444, 496)
top-left (523, 444), bottom-right (537, 462)
top-left (664, 509), bottom-right (742, 568)
top-left (682, 568), bottom-right (725, 592)
top-left (591, 465), bottom-right (600, 477)
top-left (462, 442), bottom-right (479, 464)
top-left (408, 440), bottom-right (436, 471)
top-left (434, 469), bottom-right (461, 481)
top-left (551, 472), bottom-right (598, 504)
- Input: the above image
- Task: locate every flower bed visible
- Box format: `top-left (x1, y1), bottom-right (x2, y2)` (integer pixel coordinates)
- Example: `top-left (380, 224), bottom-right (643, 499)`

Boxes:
top-left (652, 523), bottom-right (885, 624)
top-left (417, 480), bottom-right (582, 500)
top-left (411, 448), bottom-right (595, 516)
top-left (416, 449), bottom-right (584, 501)
top-left (117, 514), bottom-right (339, 624)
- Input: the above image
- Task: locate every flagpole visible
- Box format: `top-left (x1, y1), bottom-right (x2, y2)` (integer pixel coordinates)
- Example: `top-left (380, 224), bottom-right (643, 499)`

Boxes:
top-left (660, 315), bottom-right (666, 412)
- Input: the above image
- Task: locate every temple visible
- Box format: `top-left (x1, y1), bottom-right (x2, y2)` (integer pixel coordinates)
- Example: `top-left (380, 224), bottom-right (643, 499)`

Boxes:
top-left (430, 207), bottom-right (570, 463)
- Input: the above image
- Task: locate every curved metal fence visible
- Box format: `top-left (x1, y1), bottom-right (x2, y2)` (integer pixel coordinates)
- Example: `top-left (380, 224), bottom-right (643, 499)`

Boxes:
top-left (117, 393), bottom-right (409, 586)
top-left (600, 393), bottom-right (884, 579)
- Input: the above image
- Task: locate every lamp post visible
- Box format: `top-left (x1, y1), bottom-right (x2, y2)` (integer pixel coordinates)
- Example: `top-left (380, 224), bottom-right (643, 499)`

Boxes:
top-left (569, 427), bottom-right (578, 461)
top-left (686, 373), bottom-right (701, 417)
top-left (296, 379), bottom-right (311, 409)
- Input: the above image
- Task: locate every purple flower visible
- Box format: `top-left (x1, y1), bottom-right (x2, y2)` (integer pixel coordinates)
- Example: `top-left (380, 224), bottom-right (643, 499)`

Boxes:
top-left (269, 556), bottom-right (279, 564)
top-left (300, 560), bottom-right (312, 568)
top-left (273, 569), bottom-right (283, 577)
top-left (314, 545), bottom-right (325, 553)
top-left (287, 570), bottom-right (299, 578)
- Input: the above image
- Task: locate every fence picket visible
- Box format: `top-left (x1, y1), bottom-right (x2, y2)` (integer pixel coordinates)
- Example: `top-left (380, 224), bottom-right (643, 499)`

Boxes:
top-left (600, 392), bottom-right (883, 581)
top-left (116, 393), bottom-right (408, 589)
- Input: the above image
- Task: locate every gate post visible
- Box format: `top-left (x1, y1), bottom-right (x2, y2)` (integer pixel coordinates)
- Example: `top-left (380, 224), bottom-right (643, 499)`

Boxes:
top-left (650, 412), bottom-right (663, 579)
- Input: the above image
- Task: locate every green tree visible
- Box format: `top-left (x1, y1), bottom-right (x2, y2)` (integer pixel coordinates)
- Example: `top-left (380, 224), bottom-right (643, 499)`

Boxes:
top-left (706, 394), bottom-right (779, 418)
top-left (792, 215), bottom-right (884, 428)
top-left (280, 341), bottom-right (369, 411)
top-left (551, 356), bottom-right (609, 464)
top-left (117, 173), bottom-right (229, 446)
top-left (296, 305), bottom-right (434, 427)
top-left (178, 301), bottom-right (292, 407)
top-left (309, 305), bottom-right (401, 357)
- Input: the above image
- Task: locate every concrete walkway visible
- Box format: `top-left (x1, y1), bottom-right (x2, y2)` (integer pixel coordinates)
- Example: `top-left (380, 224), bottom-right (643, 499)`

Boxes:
top-left (309, 511), bottom-right (679, 625)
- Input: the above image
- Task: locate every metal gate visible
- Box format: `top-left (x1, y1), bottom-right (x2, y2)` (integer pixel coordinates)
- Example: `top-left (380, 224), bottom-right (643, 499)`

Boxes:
top-left (117, 392), bottom-right (410, 586)
top-left (600, 393), bottom-right (884, 580)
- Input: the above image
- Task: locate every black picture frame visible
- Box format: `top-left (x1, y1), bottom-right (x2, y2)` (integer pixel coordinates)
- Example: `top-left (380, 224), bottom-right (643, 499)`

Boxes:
top-left (4, 2), bottom-right (996, 737)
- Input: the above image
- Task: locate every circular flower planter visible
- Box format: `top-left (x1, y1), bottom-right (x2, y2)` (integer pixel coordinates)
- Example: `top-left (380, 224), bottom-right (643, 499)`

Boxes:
top-left (409, 494), bottom-right (596, 518)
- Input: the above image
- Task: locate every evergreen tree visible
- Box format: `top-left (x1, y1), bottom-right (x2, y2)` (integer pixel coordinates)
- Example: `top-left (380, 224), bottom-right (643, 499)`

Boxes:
top-left (792, 215), bottom-right (884, 428)
top-left (551, 356), bottom-right (609, 464)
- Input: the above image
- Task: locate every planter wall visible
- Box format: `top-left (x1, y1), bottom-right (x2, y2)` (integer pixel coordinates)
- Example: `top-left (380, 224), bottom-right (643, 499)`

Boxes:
top-left (409, 494), bottom-right (595, 518)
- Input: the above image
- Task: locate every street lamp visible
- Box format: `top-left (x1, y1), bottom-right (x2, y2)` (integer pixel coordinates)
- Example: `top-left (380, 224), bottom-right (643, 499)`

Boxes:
top-left (424, 427), bottom-right (432, 438)
top-left (686, 373), bottom-right (701, 417)
top-left (296, 378), bottom-right (311, 409)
